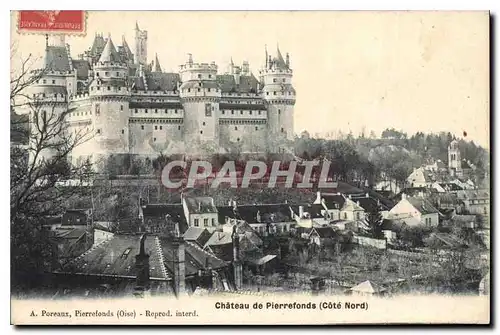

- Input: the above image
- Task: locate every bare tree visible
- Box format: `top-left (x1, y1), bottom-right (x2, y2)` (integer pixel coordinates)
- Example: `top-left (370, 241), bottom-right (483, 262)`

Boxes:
top-left (11, 52), bottom-right (94, 282)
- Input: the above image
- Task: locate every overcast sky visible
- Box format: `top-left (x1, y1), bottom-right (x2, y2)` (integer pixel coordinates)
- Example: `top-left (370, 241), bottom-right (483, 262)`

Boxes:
top-left (11, 11), bottom-right (490, 148)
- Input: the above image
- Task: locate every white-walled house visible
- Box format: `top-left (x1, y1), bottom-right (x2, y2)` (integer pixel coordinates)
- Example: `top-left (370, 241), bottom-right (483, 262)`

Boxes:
top-left (182, 196), bottom-right (219, 232)
top-left (388, 194), bottom-right (440, 227)
top-left (407, 167), bottom-right (433, 188)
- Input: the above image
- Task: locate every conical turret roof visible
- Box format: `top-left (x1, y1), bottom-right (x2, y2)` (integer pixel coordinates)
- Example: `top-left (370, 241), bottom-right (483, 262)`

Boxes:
top-left (275, 45), bottom-right (287, 69)
top-left (98, 35), bottom-right (120, 63)
top-left (154, 53), bottom-right (162, 72)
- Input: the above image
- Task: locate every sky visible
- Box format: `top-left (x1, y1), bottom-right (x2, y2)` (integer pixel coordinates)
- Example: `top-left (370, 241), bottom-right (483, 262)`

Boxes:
top-left (10, 11), bottom-right (490, 148)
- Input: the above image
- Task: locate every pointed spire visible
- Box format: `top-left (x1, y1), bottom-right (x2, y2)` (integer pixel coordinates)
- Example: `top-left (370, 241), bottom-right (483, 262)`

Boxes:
top-left (154, 53), bottom-right (162, 72)
top-left (265, 44), bottom-right (268, 69)
top-left (98, 35), bottom-right (120, 63)
top-left (276, 43), bottom-right (286, 69)
top-left (136, 21), bottom-right (140, 31)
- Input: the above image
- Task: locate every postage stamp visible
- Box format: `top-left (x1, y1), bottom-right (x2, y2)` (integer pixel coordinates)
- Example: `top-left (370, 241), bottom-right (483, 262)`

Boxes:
top-left (17, 10), bottom-right (86, 35)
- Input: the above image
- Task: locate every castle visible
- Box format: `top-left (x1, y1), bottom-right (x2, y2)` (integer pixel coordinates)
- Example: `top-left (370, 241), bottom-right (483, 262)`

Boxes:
top-left (28, 23), bottom-right (296, 167)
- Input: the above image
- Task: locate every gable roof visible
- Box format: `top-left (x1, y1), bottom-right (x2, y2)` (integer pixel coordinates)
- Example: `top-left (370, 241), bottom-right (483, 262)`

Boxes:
top-left (311, 227), bottom-right (338, 238)
top-left (320, 193), bottom-right (345, 210)
top-left (350, 280), bottom-right (386, 294)
top-left (141, 204), bottom-right (188, 234)
top-left (182, 227), bottom-right (212, 246)
top-left (184, 197), bottom-right (218, 214)
top-left (230, 204), bottom-right (294, 223)
top-left (204, 231), bottom-right (232, 247)
top-left (57, 234), bottom-right (227, 280)
top-left (406, 197), bottom-right (439, 215)
top-left (146, 72), bottom-right (180, 91)
top-left (341, 199), bottom-right (364, 212)
top-left (349, 195), bottom-right (390, 212)
top-left (61, 209), bottom-right (91, 226)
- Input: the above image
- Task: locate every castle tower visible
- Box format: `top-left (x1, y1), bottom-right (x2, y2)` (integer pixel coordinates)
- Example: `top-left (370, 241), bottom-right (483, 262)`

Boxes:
top-left (27, 36), bottom-right (73, 164)
top-left (448, 139), bottom-right (462, 177)
top-left (260, 45), bottom-right (296, 154)
top-left (135, 22), bottom-right (148, 66)
top-left (88, 35), bottom-right (131, 162)
top-left (179, 54), bottom-right (221, 155)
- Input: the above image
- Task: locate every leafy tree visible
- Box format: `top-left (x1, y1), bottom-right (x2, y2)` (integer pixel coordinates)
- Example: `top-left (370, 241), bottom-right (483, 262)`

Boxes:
top-left (366, 207), bottom-right (383, 238)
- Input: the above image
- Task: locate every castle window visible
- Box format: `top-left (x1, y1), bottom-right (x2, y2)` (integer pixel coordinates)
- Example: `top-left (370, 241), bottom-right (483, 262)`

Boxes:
top-left (240, 111), bottom-right (243, 115)
top-left (120, 105), bottom-right (124, 111)
top-left (154, 137), bottom-right (156, 142)
top-left (204, 218), bottom-right (208, 227)
top-left (200, 131), bottom-right (203, 134)
top-left (266, 92), bottom-right (269, 96)
top-left (96, 129), bottom-right (101, 134)
top-left (95, 104), bottom-right (100, 115)
top-left (175, 110), bottom-right (179, 114)
top-left (235, 126), bottom-right (238, 130)
top-left (274, 91), bottom-right (276, 95)
top-left (249, 111), bottom-right (252, 115)
top-left (273, 78), bottom-right (277, 83)
top-left (107, 86), bottom-right (111, 91)
top-left (43, 80), bottom-right (46, 84)
top-left (281, 127), bottom-right (284, 133)
top-left (282, 78), bottom-right (286, 82)
top-left (203, 122), bottom-right (206, 126)
top-left (197, 88), bottom-right (201, 92)
top-left (160, 126), bottom-right (162, 130)
top-left (259, 111), bottom-right (262, 115)
top-left (194, 219), bottom-right (199, 227)
top-left (198, 74), bottom-right (202, 79)
top-left (122, 129), bottom-right (124, 134)
top-left (188, 88), bottom-right (191, 93)
top-left (178, 126), bottom-right (181, 130)
top-left (96, 72), bottom-right (99, 77)
top-left (205, 104), bottom-right (212, 117)
top-left (42, 93), bottom-right (45, 98)
top-left (237, 138), bottom-right (240, 142)
top-left (255, 126), bottom-right (258, 130)
top-left (231, 110), bottom-right (234, 115)
top-left (155, 126), bottom-right (158, 130)
top-left (141, 125), bottom-right (144, 130)
top-left (105, 72), bottom-right (109, 76)
top-left (52, 80), bottom-right (55, 84)
top-left (212, 218), bottom-right (215, 226)
top-left (222, 110), bottom-right (225, 115)
top-left (135, 109), bottom-right (138, 114)
top-left (145, 110), bottom-right (148, 114)
top-left (208, 88), bottom-right (211, 92)
top-left (155, 109), bottom-right (158, 113)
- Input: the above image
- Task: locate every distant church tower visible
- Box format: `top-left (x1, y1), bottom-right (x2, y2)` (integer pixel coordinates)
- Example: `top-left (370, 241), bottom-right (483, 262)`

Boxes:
top-left (448, 139), bottom-right (462, 177)
top-left (260, 45), bottom-right (296, 154)
top-left (135, 22), bottom-right (148, 66)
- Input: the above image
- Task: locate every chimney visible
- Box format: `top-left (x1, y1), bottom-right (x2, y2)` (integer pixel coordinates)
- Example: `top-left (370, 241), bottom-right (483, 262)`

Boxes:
top-left (402, 193), bottom-right (406, 200)
top-left (366, 193), bottom-right (369, 198)
top-left (232, 226), bottom-right (242, 290)
top-left (299, 205), bottom-right (304, 218)
top-left (228, 199), bottom-right (232, 206)
top-left (316, 191), bottom-right (321, 203)
top-left (232, 200), bottom-right (237, 209)
top-left (172, 222), bottom-right (186, 297)
top-left (135, 234), bottom-right (150, 295)
top-left (348, 194), bottom-right (352, 199)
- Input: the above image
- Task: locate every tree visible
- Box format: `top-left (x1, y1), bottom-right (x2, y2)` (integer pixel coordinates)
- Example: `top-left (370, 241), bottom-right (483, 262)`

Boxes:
top-left (11, 51), bottom-right (94, 286)
top-left (366, 207), bottom-right (383, 238)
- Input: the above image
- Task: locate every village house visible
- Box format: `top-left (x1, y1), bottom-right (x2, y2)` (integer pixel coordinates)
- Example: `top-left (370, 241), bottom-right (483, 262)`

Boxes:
top-left (314, 192), bottom-right (366, 221)
top-left (217, 202), bottom-right (295, 235)
top-left (140, 203), bottom-right (188, 235)
top-left (431, 182), bottom-right (464, 193)
top-left (423, 159), bottom-right (447, 173)
top-left (388, 194), bottom-right (440, 227)
top-left (457, 190), bottom-right (490, 216)
top-left (290, 204), bottom-right (330, 229)
top-left (308, 226), bottom-right (339, 248)
top-left (182, 196), bottom-right (219, 232)
top-left (406, 167), bottom-right (433, 188)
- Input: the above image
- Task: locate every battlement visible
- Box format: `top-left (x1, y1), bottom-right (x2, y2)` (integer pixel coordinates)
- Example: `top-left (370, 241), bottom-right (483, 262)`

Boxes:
top-left (70, 93), bottom-right (91, 101)
top-left (259, 68), bottom-right (293, 75)
top-left (93, 61), bottom-right (129, 70)
top-left (132, 90), bottom-right (179, 97)
top-left (179, 62), bottom-right (218, 73)
top-left (89, 86), bottom-right (131, 96)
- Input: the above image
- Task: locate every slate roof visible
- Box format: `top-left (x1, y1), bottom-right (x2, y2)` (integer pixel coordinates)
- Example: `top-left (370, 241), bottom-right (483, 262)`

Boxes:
top-left (141, 204), bottom-right (188, 234)
top-left (98, 37), bottom-right (121, 63)
top-left (229, 204), bottom-right (294, 223)
top-left (71, 59), bottom-right (90, 80)
top-left (90, 34), bottom-right (106, 57)
top-left (44, 46), bottom-right (71, 72)
top-left (204, 231), bottom-right (232, 247)
top-left (349, 196), bottom-right (389, 212)
top-left (311, 227), bottom-right (338, 238)
top-left (406, 197), bottom-right (439, 215)
top-left (290, 204), bottom-right (324, 219)
top-left (53, 227), bottom-right (86, 239)
top-left (146, 72), bottom-right (180, 91)
top-left (183, 227), bottom-right (212, 246)
top-left (58, 234), bottom-right (226, 279)
top-left (184, 197), bottom-right (218, 214)
top-left (341, 199), bottom-right (365, 212)
top-left (320, 193), bottom-right (346, 210)
top-left (216, 74), bottom-right (260, 93)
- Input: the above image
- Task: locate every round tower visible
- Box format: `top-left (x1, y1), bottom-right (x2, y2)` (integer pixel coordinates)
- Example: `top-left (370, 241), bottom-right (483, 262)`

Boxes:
top-left (179, 54), bottom-right (221, 155)
top-left (28, 69), bottom-right (70, 164)
top-left (260, 46), bottom-right (296, 154)
top-left (88, 35), bottom-right (131, 161)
